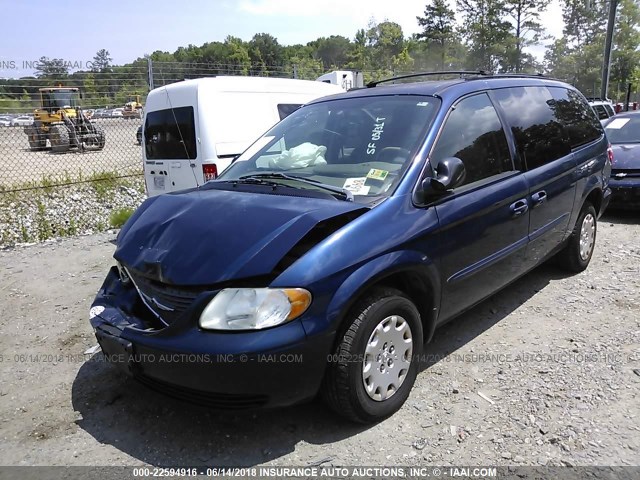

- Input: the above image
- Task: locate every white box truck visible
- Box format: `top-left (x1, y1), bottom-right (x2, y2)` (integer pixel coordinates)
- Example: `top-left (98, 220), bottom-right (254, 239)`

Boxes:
top-left (142, 76), bottom-right (343, 197)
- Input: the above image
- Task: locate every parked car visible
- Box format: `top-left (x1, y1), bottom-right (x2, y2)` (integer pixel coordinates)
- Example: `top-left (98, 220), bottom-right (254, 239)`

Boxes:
top-left (588, 99), bottom-right (616, 124)
top-left (0, 116), bottom-right (11, 127)
top-left (111, 108), bottom-right (124, 118)
top-left (604, 111), bottom-right (640, 208)
top-left (136, 125), bottom-right (142, 145)
top-left (92, 109), bottom-right (107, 119)
top-left (90, 74), bottom-right (611, 423)
top-left (10, 115), bottom-right (34, 126)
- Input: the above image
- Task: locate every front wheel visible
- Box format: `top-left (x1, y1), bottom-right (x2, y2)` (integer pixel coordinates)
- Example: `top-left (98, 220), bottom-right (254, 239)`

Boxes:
top-left (321, 288), bottom-right (422, 423)
top-left (557, 202), bottom-right (597, 272)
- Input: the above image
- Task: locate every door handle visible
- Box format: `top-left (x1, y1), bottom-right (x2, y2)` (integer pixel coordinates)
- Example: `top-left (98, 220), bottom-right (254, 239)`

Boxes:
top-left (531, 190), bottom-right (547, 207)
top-left (509, 199), bottom-right (529, 217)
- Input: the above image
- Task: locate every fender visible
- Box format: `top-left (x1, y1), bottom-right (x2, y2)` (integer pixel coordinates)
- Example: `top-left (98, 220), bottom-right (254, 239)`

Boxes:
top-left (322, 250), bottom-right (441, 343)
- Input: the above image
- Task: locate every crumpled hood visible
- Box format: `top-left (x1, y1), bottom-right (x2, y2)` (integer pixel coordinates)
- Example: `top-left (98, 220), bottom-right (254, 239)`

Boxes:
top-left (611, 144), bottom-right (640, 170)
top-left (114, 188), bottom-right (367, 285)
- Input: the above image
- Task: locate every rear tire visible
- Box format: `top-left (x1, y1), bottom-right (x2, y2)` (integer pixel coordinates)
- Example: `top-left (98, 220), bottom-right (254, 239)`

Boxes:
top-left (25, 125), bottom-right (46, 151)
top-left (94, 125), bottom-right (106, 149)
top-left (321, 287), bottom-right (422, 423)
top-left (557, 202), bottom-right (597, 272)
top-left (50, 125), bottom-right (70, 153)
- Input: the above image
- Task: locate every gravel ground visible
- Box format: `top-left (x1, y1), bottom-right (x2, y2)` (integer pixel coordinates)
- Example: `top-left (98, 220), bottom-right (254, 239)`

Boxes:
top-left (0, 212), bottom-right (638, 468)
top-left (0, 178), bottom-right (146, 246)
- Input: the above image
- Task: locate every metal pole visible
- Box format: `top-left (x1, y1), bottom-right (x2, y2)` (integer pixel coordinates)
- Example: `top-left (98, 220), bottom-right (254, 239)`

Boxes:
top-left (147, 58), bottom-right (154, 90)
top-left (625, 83), bottom-right (632, 111)
top-left (600, 0), bottom-right (619, 100)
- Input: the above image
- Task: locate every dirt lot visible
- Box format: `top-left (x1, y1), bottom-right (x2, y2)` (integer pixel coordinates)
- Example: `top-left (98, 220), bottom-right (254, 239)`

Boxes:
top-left (0, 212), bottom-right (639, 468)
top-left (0, 119), bottom-right (142, 187)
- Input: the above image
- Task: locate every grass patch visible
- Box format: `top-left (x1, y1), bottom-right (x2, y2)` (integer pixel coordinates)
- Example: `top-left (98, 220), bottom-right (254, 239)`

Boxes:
top-left (109, 207), bottom-right (135, 228)
top-left (89, 171), bottom-right (120, 200)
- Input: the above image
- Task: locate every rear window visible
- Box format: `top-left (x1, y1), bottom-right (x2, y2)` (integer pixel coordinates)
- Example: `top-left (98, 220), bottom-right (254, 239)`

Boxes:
top-left (144, 107), bottom-right (197, 160)
top-left (549, 88), bottom-right (603, 148)
top-left (605, 116), bottom-right (640, 144)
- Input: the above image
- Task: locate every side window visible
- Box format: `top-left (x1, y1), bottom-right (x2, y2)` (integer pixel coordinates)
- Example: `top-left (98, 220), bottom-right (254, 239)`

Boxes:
top-left (592, 104), bottom-right (607, 120)
top-left (277, 104), bottom-right (302, 121)
top-left (604, 104), bottom-right (615, 117)
top-left (493, 87), bottom-right (571, 170)
top-left (548, 88), bottom-right (603, 148)
top-left (431, 93), bottom-right (512, 186)
top-left (144, 106), bottom-right (197, 160)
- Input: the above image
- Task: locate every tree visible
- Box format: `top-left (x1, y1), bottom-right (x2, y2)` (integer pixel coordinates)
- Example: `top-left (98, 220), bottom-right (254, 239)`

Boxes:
top-left (503, 0), bottom-right (550, 72)
top-left (249, 33), bottom-right (284, 75)
top-left (34, 57), bottom-right (69, 78)
top-left (225, 36), bottom-right (251, 75)
top-left (416, 0), bottom-right (457, 69)
top-left (366, 20), bottom-right (407, 71)
top-left (92, 49), bottom-right (112, 72)
top-left (562, 0), bottom-right (606, 47)
top-left (309, 35), bottom-right (353, 70)
top-left (457, 0), bottom-right (513, 72)
top-left (610, 0), bottom-right (640, 101)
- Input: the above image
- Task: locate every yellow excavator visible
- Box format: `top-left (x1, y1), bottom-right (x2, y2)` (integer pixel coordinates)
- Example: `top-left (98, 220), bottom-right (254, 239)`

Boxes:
top-left (24, 87), bottom-right (105, 152)
top-left (123, 94), bottom-right (143, 119)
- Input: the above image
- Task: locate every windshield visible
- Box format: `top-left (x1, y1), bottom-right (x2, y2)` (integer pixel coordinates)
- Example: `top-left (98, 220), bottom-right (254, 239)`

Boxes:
top-left (218, 95), bottom-right (440, 203)
top-left (605, 115), bottom-right (640, 144)
top-left (42, 90), bottom-right (79, 110)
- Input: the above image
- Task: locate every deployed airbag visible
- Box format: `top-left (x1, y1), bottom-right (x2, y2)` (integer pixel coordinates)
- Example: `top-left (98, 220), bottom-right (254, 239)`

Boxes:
top-left (269, 142), bottom-right (327, 169)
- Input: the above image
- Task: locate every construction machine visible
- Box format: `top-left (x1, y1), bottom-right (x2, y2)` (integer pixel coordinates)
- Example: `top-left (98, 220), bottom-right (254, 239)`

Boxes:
top-left (24, 87), bottom-right (105, 153)
top-left (122, 95), bottom-right (143, 119)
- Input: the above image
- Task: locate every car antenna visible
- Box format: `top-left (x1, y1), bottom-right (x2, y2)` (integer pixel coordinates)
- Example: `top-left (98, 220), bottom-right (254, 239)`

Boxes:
top-left (163, 85), bottom-right (200, 188)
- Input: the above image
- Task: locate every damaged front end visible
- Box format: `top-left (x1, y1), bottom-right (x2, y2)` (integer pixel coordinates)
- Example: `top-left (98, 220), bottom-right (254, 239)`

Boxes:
top-left (89, 188), bottom-right (369, 408)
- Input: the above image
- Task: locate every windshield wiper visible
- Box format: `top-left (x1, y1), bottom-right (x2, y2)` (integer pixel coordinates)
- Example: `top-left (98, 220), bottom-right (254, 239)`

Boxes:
top-left (238, 173), bottom-right (354, 201)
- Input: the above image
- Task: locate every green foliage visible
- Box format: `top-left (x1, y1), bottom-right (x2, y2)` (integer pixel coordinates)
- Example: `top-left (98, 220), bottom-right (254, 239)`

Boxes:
top-left (35, 56), bottom-right (69, 78)
top-left (417, 0), bottom-right (457, 69)
top-left (109, 207), bottom-right (135, 228)
top-left (0, 5), bottom-right (638, 110)
top-left (35, 201), bottom-right (52, 241)
top-left (92, 49), bottom-right (112, 72)
top-left (89, 171), bottom-right (119, 201)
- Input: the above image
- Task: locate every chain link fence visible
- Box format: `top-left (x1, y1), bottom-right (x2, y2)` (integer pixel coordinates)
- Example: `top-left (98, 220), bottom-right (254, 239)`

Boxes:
top-left (0, 62), bottom-right (288, 245)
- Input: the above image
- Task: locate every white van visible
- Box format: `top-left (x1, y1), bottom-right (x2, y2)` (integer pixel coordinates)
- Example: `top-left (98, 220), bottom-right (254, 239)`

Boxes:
top-left (142, 76), bottom-right (343, 196)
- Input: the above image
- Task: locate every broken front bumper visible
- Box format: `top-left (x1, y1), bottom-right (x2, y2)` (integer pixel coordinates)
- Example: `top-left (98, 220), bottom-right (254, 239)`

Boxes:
top-left (90, 267), bottom-right (333, 409)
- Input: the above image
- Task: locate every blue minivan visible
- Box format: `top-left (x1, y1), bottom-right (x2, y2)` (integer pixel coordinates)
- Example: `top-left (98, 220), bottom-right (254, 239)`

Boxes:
top-left (90, 73), bottom-right (612, 423)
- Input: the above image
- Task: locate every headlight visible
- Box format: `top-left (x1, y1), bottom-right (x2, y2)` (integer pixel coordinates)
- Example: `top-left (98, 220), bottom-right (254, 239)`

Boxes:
top-left (199, 288), bottom-right (312, 331)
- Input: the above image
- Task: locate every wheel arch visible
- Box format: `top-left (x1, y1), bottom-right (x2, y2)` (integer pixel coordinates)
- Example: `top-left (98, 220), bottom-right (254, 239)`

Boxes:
top-left (326, 251), bottom-right (441, 348)
top-left (585, 187), bottom-right (603, 215)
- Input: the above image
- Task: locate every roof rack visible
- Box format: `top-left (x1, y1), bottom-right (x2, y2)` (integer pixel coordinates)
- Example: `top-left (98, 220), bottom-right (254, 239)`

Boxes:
top-left (366, 71), bottom-right (547, 88)
top-left (367, 71), bottom-right (487, 88)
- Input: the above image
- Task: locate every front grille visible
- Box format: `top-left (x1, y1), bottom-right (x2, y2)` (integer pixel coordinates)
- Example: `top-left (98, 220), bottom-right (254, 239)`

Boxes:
top-left (136, 374), bottom-right (269, 409)
top-left (612, 169), bottom-right (640, 178)
top-left (127, 269), bottom-right (203, 325)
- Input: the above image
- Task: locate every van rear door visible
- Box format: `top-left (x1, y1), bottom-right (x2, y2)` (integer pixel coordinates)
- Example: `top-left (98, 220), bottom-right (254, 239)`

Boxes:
top-left (143, 106), bottom-right (200, 196)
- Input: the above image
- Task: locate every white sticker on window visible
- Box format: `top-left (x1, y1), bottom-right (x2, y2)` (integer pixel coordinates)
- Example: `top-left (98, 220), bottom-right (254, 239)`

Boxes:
top-left (606, 118), bottom-right (630, 130)
top-left (343, 177), bottom-right (370, 195)
top-left (416, 102), bottom-right (429, 107)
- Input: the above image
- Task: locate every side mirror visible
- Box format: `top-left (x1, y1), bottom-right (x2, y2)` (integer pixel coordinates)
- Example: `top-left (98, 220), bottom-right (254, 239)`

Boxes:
top-left (423, 157), bottom-right (466, 194)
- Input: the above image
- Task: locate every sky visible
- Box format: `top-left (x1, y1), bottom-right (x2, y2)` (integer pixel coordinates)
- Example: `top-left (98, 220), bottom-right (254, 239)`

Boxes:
top-left (0, 0), bottom-right (565, 78)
